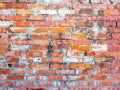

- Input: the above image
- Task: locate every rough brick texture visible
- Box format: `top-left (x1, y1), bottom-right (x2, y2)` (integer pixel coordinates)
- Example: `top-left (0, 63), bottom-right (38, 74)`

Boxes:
top-left (0, 0), bottom-right (120, 90)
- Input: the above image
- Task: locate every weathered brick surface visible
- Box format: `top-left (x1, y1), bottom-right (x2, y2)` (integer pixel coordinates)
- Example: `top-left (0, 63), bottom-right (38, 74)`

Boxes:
top-left (0, 0), bottom-right (120, 89)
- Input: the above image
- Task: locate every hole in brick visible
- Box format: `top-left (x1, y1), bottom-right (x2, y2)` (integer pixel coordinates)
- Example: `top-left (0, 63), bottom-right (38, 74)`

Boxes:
top-left (8, 64), bottom-right (12, 67)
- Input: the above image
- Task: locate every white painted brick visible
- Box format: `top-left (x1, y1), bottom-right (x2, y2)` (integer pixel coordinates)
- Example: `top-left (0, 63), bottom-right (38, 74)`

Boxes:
top-left (58, 8), bottom-right (72, 15)
top-left (92, 44), bottom-right (108, 52)
top-left (0, 21), bottom-right (12, 27)
top-left (63, 57), bottom-right (82, 63)
top-left (11, 34), bottom-right (27, 40)
top-left (11, 45), bottom-right (29, 51)
top-left (39, 10), bottom-right (57, 14)
top-left (0, 9), bottom-right (16, 16)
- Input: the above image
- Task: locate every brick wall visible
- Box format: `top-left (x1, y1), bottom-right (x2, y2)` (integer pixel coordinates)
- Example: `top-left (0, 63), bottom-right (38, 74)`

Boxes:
top-left (0, 0), bottom-right (120, 90)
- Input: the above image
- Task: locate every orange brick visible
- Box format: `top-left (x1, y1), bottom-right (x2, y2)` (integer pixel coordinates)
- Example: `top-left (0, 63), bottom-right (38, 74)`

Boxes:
top-left (30, 34), bottom-right (49, 39)
top-left (76, 22), bottom-right (91, 27)
top-left (13, 22), bottom-right (32, 27)
top-left (7, 76), bottom-right (24, 80)
top-left (80, 46), bottom-right (90, 51)
top-left (90, 75), bottom-right (107, 80)
top-left (94, 58), bottom-right (106, 62)
top-left (12, 40), bottom-right (30, 45)
top-left (0, 28), bottom-right (7, 33)
top-left (0, 46), bottom-right (8, 50)
top-left (71, 46), bottom-right (90, 51)
top-left (17, 9), bottom-right (33, 15)
top-left (28, 4), bottom-right (46, 9)
top-left (55, 22), bottom-right (74, 27)
top-left (0, 3), bottom-right (6, 9)
top-left (71, 46), bottom-right (81, 50)
top-left (10, 28), bottom-right (26, 33)
top-left (70, 63), bottom-right (90, 69)
top-left (0, 51), bottom-right (4, 56)
top-left (34, 28), bottom-right (48, 33)
top-left (6, 4), bottom-right (26, 8)
top-left (6, 16), bottom-right (26, 21)
top-left (30, 63), bottom-right (48, 68)
top-left (50, 28), bottom-right (68, 33)
top-left (72, 34), bottom-right (88, 39)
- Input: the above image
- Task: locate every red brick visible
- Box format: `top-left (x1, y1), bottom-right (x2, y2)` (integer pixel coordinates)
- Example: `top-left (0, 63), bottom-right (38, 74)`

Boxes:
top-left (31, 40), bottom-right (49, 45)
top-left (112, 34), bottom-right (120, 39)
top-left (7, 76), bottom-right (24, 80)
top-left (6, 16), bottom-right (26, 21)
top-left (0, 82), bottom-right (15, 86)
top-left (0, 0), bottom-right (15, 2)
top-left (29, 88), bottom-right (46, 90)
top-left (0, 70), bottom-right (15, 74)
top-left (12, 40), bottom-right (30, 45)
top-left (8, 88), bottom-right (26, 90)
top-left (74, 40), bottom-right (93, 45)
top-left (0, 34), bottom-right (9, 38)
top-left (37, 70), bottom-right (55, 74)
top-left (55, 22), bottom-right (74, 27)
top-left (50, 63), bottom-right (68, 68)
top-left (76, 22), bottom-right (92, 27)
top-left (34, 22), bottom-right (54, 26)
top-left (0, 40), bottom-right (10, 45)
top-left (30, 63), bottom-right (48, 68)
top-left (56, 70), bottom-right (75, 74)
top-left (27, 52), bottom-right (43, 57)
top-left (99, 81), bottom-right (116, 86)
top-left (18, 70), bottom-right (35, 74)
top-left (28, 15), bottom-right (44, 20)
top-left (48, 76), bottom-right (66, 80)
top-left (78, 82), bottom-right (95, 86)
top-left (42, 58), bottom-right (62, 63)
top-left (18, 82), bottom-right (36, 87)
top-left (6, 4), bottom-right (26, 8)
top-left (30, 46), bottom-right (47, 50)
top-left (7, 57), bottom-right (19, 62)
top-left (30, 34), bottom-right (49, 39)
top-left (77, 70), bottom-right (93, 74)
top-left (38, 82), bottom-right (55, 86)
